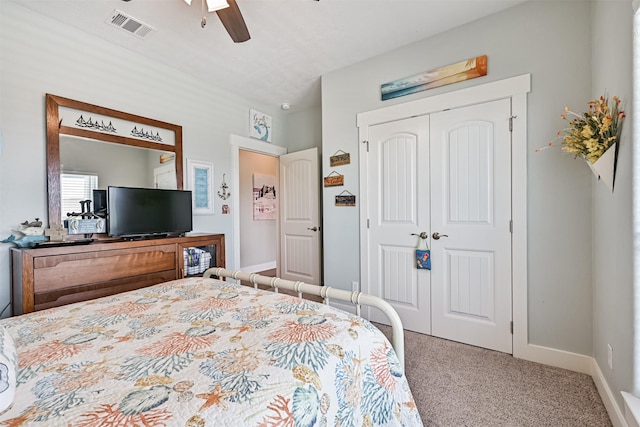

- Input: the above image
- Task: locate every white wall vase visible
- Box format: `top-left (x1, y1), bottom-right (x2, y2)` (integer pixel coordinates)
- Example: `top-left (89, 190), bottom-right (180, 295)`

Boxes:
top-left (587, 142), bottom-right (617, 192)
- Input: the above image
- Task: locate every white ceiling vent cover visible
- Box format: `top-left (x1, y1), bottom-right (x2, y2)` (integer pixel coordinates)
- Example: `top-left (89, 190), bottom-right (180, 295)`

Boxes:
top-left (106, 9), bottom-right (156, 39)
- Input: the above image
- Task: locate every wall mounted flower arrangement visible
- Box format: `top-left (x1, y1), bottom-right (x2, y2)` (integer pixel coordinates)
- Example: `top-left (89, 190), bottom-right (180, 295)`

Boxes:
top-left (537, 94), bottom-right (626, 192)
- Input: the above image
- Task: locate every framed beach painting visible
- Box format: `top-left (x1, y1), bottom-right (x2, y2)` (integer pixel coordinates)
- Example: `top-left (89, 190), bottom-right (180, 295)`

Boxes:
top-left (381, 55), bottom-right (488, 100)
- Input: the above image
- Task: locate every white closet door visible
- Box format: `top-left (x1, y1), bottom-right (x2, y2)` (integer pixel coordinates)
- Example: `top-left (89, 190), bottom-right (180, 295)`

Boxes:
top-left (430, 98), bottom-right (512, 353)
top-left (364, 116), bottom-right (432, 334)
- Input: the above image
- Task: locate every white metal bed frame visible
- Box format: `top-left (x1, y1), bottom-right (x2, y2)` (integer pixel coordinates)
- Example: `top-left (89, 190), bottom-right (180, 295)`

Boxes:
top-left (204, 267), bottom-right (405, 369)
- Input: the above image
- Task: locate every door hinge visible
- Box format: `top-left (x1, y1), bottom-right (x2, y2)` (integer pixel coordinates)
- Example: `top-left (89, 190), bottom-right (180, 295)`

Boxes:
top-left (509, 219), bottom-right (513, 233)
top-left (367, 219), bottom-right (370, 228)
top-left (510, 321), bottom-right (513, 334)
top-left (509, 115), bottom-right (517, 132)
top-left (363, 140), bottom-right (369, 152)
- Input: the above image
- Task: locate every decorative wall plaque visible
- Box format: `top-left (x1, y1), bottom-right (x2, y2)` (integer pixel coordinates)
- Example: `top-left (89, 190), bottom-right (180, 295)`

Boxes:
top-left (381, 55), bottom-right (488, 101)
top-left (335, 190), bottom-right (356, 207)
top-left (324, 171), bottom-right (344, 187)
top-left (330, 150), bottom-right (351, 167)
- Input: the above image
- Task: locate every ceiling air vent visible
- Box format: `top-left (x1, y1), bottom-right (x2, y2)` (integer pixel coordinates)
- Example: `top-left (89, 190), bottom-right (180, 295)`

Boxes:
top-left (106, 9), bottom-right (156, 39)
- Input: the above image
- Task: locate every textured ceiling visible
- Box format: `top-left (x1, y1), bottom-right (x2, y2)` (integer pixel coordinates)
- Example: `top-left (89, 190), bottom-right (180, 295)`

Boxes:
top-left (9, 0), bottom-right (527, 112)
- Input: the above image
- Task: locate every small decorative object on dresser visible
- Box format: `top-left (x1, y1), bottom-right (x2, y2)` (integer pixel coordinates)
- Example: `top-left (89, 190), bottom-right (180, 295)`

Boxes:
top-left (0, 219), bottom-right (46, 248)
top-left (44, 224), bottom-right (67, 242)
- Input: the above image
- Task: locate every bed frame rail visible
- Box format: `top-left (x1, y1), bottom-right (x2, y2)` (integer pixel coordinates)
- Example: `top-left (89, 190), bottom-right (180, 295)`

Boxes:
top-left (203, 268), bottom-right (405, 369)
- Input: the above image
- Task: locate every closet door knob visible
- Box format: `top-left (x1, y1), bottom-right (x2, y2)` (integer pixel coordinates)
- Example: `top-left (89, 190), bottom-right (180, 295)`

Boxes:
top-left (432, 232), bottom-right (448, 240)
top-left (307, 227), bottom-right (319, 232)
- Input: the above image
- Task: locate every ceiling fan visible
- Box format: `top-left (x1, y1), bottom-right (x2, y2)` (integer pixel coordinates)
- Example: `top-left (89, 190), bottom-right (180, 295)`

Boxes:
top-left (184, 0), bottom-right (250, 43)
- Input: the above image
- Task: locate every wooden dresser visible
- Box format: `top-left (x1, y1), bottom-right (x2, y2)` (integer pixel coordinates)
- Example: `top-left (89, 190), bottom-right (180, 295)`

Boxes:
top-left (10, 233), bottom-right (225, 315)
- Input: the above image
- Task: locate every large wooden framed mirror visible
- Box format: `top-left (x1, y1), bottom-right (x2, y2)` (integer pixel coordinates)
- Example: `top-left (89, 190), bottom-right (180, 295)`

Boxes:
top-left (46, 94), bottom-right (183, 226)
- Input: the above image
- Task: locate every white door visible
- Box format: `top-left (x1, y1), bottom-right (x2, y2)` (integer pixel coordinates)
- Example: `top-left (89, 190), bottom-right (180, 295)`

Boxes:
top-left (279, 148), bottom-right (321, 285)
top-left (362, 99), bottom-right (513, 353)
top-left (363, 116), bottom-right (431, 334)
top-left (430, 99), bottom-right (512, 353)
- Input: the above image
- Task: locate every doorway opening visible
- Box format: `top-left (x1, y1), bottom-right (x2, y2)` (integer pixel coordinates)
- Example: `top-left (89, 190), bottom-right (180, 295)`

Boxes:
top-left (230, 135), bottom-right (286, 274)
top-left (238, 149), bottom-right (279, 273)
top-left (230, 135), bottom-right (322, 285)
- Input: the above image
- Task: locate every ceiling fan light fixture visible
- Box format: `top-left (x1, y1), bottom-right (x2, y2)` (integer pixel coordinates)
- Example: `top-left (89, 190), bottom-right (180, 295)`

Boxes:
top-left (206, 0), bottom-right (229, 12)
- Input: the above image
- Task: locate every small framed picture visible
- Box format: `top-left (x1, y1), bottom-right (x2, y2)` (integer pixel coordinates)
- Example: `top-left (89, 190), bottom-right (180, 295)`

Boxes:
top-left (187, 159), bottom-right (214, 215)
top-left (249, 109), bottom-right (272, 142)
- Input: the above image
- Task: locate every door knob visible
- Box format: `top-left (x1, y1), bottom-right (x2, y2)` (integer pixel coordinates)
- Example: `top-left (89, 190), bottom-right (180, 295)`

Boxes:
top-left (432, 232), bottom-right (448, 240)
top-left (307, 226), bottom-right (319, 232)
top-left (411, 232), bottom-right (428, 239)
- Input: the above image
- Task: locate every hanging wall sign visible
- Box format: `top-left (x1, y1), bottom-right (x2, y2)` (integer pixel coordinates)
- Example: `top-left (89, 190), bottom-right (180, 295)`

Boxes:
top-left (335, 190), bottom-right (356, 207)
top-left (330, 150), bottom-right (351, 167)
top-left (324, 171), bottom-right (344, 187)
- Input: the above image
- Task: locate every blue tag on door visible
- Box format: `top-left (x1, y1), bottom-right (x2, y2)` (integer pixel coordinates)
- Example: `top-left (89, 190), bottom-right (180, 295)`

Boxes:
top-left (416, 249), bottom-right (431, 270)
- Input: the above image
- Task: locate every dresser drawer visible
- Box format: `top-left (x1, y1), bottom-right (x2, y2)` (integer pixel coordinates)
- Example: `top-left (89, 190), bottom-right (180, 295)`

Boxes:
top-left (33, 244), bottom-right (176, 294)
top-left (34, 270), bottom-right (177, 311)
top-left (11, 234), bottom-right (225, 314)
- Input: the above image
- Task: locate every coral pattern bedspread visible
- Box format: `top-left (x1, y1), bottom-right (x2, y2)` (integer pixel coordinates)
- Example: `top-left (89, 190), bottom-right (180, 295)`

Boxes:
top-left (0, 277), bottom-right (422, 426)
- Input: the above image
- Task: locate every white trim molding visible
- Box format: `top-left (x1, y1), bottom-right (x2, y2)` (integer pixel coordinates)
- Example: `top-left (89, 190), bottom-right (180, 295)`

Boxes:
top-left (623, 392), bottom-right (640, 427)
top-left (357, 73), bottom-right (531, 357)
top-left (591, 360), bottom-right (628, 427)
top-left (230, 134), bottom-right (286, 271)
top-left (239, 261), bottom-right (277, 274)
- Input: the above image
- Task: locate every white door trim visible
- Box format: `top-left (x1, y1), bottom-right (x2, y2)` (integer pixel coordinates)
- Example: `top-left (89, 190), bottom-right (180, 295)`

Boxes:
top-left (358, 74), bottom-right (532, 359)
top-left (230, 134), bottom-right (287, 271)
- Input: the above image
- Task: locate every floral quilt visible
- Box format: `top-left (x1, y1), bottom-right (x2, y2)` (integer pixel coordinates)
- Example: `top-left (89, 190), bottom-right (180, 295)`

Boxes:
top-left (0, 277), bottom-right (423, 426)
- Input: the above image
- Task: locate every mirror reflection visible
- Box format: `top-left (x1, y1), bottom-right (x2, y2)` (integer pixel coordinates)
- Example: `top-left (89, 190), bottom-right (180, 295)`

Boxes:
top-left (46, 93), bottom-right (184, 225)
top-left (59, 135), bottom-right (176, 221)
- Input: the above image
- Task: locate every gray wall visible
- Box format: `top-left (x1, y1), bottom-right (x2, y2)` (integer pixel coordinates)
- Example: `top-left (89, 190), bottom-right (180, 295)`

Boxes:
top-left (322, 0), bottom-right (593, 355)
top-left (0, 1), bottom-right (288, 311)
top-left (591, 0), bottom-right (634, 410)
top-left (60, 137), bottom-right (153, 190)
top-left (239, 150), bottom-right (278, 269)
top-left (282, 105), bottom-right (323, 153)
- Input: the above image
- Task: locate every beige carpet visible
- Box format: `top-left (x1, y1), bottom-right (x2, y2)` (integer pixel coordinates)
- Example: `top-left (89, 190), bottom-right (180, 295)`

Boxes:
top-left (375, 324), bottom-right (611, 427)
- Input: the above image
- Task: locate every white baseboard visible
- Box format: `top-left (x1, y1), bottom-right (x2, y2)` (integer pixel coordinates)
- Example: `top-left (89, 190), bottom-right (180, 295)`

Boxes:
top-left (622, 392), bottom-right (640, 427)
top-left (511, 342), bottom-right (629, 426)
top-left (239, 261), bottom-right (276, 273)
top-left (517, 343), bottom-right (593, 374)
top-left (591, 360), bottom-right (627, 427)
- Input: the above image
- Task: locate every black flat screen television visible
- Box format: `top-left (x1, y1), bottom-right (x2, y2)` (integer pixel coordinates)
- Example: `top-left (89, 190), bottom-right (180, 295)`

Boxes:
top-left (107, 186), bottom-right (193, 238)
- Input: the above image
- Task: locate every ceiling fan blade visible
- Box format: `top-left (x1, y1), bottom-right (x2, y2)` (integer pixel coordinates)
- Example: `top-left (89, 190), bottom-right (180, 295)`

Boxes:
top-left (216, 0), bottom-right (250, 43)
